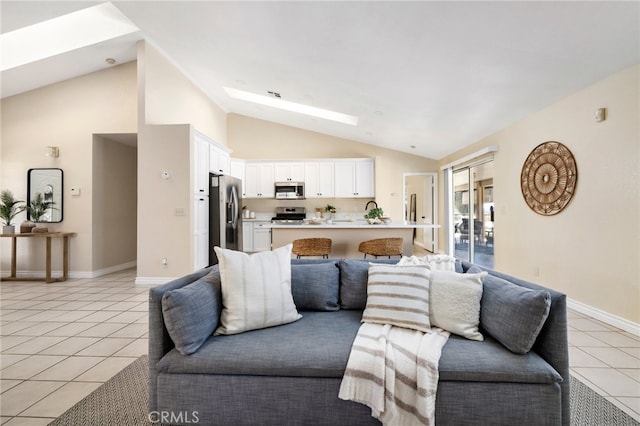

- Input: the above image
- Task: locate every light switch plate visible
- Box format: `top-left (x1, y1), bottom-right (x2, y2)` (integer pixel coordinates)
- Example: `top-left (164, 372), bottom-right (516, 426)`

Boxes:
top-left (70, 187), bottom-right (81, 196)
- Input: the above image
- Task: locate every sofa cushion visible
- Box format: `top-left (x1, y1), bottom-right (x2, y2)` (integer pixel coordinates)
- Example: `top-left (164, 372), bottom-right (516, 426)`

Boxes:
top-left (337, 259), bottom-right (397, 309)
top-left (362, 263), bottom-right (431, 332)
top-left (156, 310), bottom-right (364, 378)
top-left (214, 244), bottom-right (301, 335)
top-left (430, 270), bottom-right (487, 341)
top-left (156, 312), bottom-right (562, 386)
top-left (291, 262), bottom-right (340, 311)
top-left (481, 276), bottom-right (551, 354)
top-left (161, 270), bottom-right (221, 355)
top-left (439, 335), bottom-right (562, 384)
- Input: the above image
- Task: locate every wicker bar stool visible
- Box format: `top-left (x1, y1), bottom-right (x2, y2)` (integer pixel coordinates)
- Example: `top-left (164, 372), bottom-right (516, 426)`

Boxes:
top-left (292, 238), bottom-right (332, 259)
top-left (358, 238), bottom-right (403, 259)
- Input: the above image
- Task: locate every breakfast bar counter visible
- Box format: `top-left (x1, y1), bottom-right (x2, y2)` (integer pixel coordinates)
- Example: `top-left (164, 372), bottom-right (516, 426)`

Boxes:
top-left (268, 221), bottom-right (439, 258)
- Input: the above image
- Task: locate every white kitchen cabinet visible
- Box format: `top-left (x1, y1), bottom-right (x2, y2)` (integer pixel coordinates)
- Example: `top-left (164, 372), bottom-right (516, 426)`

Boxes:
top-left (244, 162), bottom-right (275, 198)
top-left (334, 159), bottom-right (374, 198)
top-left (193, 194), bottom-right (209, 270)
top-left (305, 161), bottom-right (335, 198)
top-left (242, 221), bottom-right (254, 252)
top-left (253, 221), bottom-right (272, 252)
top-left (210, 145), bottom-right (231, 175)
top-left (274, 162), bottom-right (305, 182)
top-left (193, 134), bottom-right (210, 196)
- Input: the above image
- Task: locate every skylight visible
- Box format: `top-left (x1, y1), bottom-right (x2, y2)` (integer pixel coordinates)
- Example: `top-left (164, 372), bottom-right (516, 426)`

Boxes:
top-left (0, 2), bottom-right (139, 71)
top-left (224, 87), bottom-right (359, 126)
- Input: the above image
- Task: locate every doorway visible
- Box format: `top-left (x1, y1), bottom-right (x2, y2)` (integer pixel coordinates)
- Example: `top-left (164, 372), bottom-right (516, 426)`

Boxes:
top-left (403, 173), bottom-right (437, 253)
top-left (92, 133), bottom-right (138, 274)
top-left (451, 161), bottom-right (494, 268)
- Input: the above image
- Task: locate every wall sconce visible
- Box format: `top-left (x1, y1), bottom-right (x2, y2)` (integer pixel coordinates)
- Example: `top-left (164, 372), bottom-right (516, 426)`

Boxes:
top-left (45, 146), bottom-right (59, 158)
top-left (594, 108), bottom-right (606, 122)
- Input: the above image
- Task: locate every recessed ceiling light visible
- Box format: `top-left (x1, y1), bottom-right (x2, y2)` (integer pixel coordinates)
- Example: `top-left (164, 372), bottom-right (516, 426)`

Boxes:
top-left (410, 145), bottom-right (416, 149)
top-left (224, 87), bottom-right (358, 126)
top-left (0, 3), bottom-right (139, 71)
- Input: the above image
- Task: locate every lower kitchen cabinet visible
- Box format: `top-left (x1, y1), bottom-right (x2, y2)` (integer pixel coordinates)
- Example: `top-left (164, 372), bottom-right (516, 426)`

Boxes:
top-left (242, 221), bottom-right (271, 252)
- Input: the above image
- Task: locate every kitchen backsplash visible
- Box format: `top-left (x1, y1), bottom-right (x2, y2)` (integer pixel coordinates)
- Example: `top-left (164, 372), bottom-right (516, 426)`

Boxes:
top-left (242, 198), bottom-right (376, 219)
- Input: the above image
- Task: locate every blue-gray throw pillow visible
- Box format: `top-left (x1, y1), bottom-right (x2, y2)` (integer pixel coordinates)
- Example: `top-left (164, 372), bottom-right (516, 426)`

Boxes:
top-left (337, 259), bottom-right (397, 309)
top-left (478, 273), bottom-right (552, 354)
top-left (338, 259), bottom-right (372, 309)
top-left (161, 271), bottom-right (221, 355)
top-left (291, 262), bottom-right (340, 311)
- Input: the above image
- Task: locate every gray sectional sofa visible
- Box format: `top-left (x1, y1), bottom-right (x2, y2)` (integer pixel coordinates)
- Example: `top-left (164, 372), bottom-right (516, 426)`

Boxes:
top-left (149, 259), bottom-right (569, 425)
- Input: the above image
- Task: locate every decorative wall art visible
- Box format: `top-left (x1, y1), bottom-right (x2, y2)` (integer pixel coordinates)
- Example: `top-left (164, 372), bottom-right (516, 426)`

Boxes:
top-left (520, 141), bottom-right (578, 216)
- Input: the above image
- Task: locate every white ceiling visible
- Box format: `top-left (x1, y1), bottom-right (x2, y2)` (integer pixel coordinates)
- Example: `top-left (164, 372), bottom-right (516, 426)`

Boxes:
top-left (2, 1), bottom-right (638, 160)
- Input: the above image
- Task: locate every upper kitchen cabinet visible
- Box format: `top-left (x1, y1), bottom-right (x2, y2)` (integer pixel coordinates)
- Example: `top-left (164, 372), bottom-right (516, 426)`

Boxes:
top-left (210, 144), bottom-right (231, 175)
top-left (244, 162), bottom-right (275, 198)
top-left (192, 132), bottom-right (210, 196)
top-left (334, 159), bottom-right (375, 198)
top-left (274, 162), bottom-right (305, 182)
top-left (305, 161), bottom-right (335, 198)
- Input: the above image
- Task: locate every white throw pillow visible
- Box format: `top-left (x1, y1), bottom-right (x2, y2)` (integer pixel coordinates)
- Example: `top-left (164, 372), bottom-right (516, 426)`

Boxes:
top-left (397, 254), bottom-right (457, 271)
top-left (362, 264), bottom-right (431, 332)
top-left (213, 244), bottom-right (301, 335)
top-left (429, 270), bottom-right (487, 341)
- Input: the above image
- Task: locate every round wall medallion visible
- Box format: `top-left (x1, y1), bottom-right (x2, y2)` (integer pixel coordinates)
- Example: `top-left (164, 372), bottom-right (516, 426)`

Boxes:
top-left (521, 141), bottom-right (578, 216)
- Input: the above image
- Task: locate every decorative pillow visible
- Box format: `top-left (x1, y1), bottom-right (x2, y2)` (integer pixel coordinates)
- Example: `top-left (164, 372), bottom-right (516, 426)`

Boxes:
top-left (337, 259), bottom-right (396, 309)
top-left (479, 274), bottom-right (552, 354)
top-left (162, 270), bottom-right (221, 355)
top-left (397, 254), bottom-right (457, 271)
top-left (214, 244), bottom-right (301, 335)
top-left (291, 262), bottom-right (340, 311)
top-left (430, 270), bottom-right (487, 341)
top-left (362, 264), bottom-right (431, 332)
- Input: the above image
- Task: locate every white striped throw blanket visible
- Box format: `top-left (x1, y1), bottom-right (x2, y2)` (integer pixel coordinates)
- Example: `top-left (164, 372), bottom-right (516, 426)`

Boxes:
top-left (339, 322), bottom-right (450, 425)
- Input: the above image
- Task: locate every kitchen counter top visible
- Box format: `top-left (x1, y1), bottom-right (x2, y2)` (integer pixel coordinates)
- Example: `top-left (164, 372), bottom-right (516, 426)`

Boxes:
top-left (266, 221), bottom-right (439, 229)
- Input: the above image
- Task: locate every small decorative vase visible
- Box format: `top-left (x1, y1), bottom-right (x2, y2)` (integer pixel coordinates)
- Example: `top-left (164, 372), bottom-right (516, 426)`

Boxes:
top-left (20, 220), bottom-right (35, 233)
top-left (2, 225), bottom-right (15, 235)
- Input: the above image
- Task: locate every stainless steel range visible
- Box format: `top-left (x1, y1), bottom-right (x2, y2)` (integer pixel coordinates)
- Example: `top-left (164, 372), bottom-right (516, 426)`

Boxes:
top-left (272, 207), bottom-right (306, 224)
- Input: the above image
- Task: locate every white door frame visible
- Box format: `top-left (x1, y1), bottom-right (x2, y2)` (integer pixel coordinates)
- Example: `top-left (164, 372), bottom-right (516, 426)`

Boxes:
top-left (403, 172), bottom-right (438, 253)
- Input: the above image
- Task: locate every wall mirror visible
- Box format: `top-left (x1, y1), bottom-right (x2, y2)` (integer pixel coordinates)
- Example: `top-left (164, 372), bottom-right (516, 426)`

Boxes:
top-left (27, 168), bottom-right (63, 222)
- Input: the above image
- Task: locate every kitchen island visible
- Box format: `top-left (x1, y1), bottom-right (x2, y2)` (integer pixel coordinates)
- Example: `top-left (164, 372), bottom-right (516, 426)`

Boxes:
top-left (268, 221), bottom-right (439, 258)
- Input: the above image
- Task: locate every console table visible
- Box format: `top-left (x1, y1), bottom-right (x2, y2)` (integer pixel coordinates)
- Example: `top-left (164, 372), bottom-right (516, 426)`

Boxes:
top-left (1, 232), bottom-right (76, 283)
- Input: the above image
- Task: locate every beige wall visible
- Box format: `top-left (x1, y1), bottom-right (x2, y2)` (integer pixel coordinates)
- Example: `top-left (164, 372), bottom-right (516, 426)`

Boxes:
top-left (92, 136), bottom-right (137, 271)
top-left (140, 41), bottom-right (227, 146)
top-left (439, 65), bottom-right (640, 324)
top-left (228, 114), bottom-right (438, 222)
top-left (1, 62), bottom-right (137, 275)
top-left (136, 124), bottom-right (192, 279)
top-left (136, 41), bottom-right (228, 279)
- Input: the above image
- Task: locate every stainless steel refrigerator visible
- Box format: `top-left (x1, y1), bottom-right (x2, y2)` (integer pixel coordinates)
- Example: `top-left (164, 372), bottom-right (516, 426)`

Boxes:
top-left (209, 173), bottom-right (242, 265)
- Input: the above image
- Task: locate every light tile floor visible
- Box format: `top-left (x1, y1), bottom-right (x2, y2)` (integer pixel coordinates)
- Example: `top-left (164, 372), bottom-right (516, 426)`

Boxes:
top-left (0, 269), bottom-right (638, 424)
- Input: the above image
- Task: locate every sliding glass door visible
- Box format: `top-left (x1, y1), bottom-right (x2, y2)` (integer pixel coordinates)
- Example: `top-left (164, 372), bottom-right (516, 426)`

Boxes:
top-left (452, 161), bottom-right (494, 268)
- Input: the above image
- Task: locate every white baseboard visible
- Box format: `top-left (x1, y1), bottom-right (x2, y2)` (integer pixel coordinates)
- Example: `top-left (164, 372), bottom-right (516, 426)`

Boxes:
top-left (568, 298), bottom-right (640, 337)
top-left (134, 276), bottom-right (176, 286)
top-left (1, 261), bottom-right (137, 280)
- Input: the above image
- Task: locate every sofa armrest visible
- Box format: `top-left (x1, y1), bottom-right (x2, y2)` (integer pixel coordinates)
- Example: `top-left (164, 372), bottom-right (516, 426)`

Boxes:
top-left (147, 265), bottom-right (217, 411)
top-left (461, 261), bottom-right (570, 426)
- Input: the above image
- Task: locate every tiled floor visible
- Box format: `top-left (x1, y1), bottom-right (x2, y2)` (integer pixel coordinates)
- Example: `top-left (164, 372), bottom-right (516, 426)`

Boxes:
top-left (1, 268), bottom-right (639, 424)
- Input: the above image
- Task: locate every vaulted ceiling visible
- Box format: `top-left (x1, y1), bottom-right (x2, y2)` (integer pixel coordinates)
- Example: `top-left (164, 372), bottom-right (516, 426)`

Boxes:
top-left (2, 1), bottom-right (638, 159)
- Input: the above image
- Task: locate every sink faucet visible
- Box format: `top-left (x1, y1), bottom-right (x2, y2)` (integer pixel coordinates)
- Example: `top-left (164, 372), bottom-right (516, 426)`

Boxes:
top-left (365, 200), bottom-right (378, 211)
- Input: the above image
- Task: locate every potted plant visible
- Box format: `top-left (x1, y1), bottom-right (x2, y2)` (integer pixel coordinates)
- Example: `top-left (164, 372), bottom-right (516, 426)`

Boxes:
top-left (324, 204), bottom-right (336, 219)
top-left (364, 207), bottom-right (384, 224)
top-left (26, 192), bottom-right (56, 233)
top-left (0, 190), bottom-right (25, 234)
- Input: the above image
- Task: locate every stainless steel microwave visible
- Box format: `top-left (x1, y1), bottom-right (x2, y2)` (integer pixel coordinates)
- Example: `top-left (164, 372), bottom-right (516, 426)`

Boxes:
top-left (275, 182), bottom-right (305, 200)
